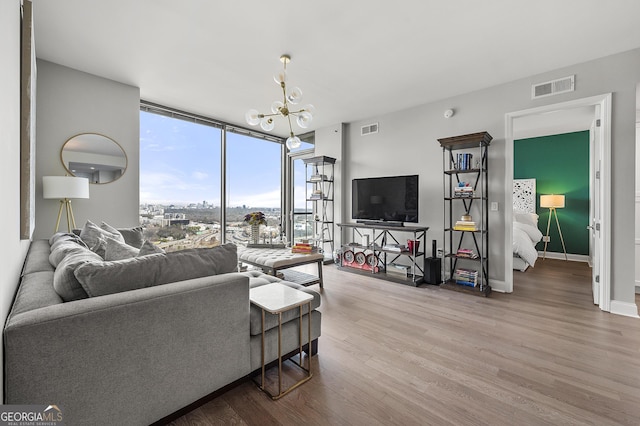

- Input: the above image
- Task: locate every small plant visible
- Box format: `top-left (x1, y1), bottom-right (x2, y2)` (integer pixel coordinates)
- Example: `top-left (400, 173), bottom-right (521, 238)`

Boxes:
top-left (243, 211), bottom-right (266, 226)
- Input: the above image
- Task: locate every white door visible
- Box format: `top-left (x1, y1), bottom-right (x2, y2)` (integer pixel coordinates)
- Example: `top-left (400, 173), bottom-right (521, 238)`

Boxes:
top-left (589, 115), bottom-right (601, 305)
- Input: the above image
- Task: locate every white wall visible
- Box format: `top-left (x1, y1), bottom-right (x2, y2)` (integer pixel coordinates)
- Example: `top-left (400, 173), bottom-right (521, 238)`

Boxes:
top-left (34, 60), bottom-right (140, 238)
top-left (0, 0), bottom-right (33, 402)
top-left (314, 123), bottom-right (345, 249)
top-left (316, 48), bottom-right (640, 308)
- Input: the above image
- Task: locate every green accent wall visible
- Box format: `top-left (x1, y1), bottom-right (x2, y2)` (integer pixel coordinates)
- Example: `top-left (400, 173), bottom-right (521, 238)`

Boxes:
top-left (514, 131), bottom-right (590, 255)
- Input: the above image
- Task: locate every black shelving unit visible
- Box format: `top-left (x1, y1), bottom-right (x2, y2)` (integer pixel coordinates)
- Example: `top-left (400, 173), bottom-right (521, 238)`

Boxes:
top-left (438, 131), bottom-right (492, 296)
top-left (337, 223), bottom-right (428, 286)
top-left (304, 156), bottom-right (336, 263)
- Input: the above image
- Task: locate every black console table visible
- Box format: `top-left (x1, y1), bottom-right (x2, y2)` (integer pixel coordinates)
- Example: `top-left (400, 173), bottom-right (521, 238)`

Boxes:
top-left (337, 223), bottom-right (429, 286)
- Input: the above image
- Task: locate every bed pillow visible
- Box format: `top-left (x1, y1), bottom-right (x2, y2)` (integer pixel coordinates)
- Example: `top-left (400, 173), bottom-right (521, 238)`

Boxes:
top-left (514, 211), bottom-right (539, 228)
top-left (513, 221), bottom-right (543, 243)
top-left (74, 243), bottom-right (237, 297)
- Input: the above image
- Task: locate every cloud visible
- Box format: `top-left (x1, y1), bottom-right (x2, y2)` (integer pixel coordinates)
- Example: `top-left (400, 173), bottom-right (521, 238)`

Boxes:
top-left (192, 171), bottom-right (208, 180)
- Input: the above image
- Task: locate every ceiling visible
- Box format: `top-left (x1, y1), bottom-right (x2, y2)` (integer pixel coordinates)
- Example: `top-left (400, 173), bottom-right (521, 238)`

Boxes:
top-left (32, 0), bottom-right (640, 138)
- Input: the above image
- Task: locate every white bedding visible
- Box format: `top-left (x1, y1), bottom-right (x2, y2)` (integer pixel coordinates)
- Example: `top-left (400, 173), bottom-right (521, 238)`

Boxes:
top-left (513, 213), bottom-right (542, 268)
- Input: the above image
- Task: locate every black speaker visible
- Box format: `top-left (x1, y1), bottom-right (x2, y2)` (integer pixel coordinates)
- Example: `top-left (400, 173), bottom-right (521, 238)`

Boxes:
top-left (424, 257), bottom-right (441, 285)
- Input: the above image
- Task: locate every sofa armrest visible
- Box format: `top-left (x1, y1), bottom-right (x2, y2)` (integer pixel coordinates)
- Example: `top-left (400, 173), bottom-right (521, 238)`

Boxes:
top-left (4, 272), bottom-right (251, 426)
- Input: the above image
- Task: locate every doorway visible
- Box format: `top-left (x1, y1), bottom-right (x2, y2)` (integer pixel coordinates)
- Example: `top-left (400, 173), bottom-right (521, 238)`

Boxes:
top-left (504, 94), bottom-right (612, 312)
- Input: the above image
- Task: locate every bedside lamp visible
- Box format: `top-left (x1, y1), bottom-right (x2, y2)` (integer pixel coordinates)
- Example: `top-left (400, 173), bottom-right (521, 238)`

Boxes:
top-left (540, 194), bottom-right (567, 260)
top-left (43, 176), bottom-right (90, 233)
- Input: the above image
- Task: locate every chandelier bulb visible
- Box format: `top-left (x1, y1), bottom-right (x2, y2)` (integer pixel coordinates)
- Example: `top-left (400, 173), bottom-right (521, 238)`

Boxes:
top-left (273, 70), bottom-right (287, 85)
top-left (271, 101), bottom-right (284, 114)
top-left (286, 86), bottom-right (303, 105)
top-left (245, 109), bottom-right (261, 126)
top-left (260, 117), bottom-right (275, 131)
top-left (286, 134), bottom-right (301, 150)
top-left (296, 111), bottom-right (312, 128)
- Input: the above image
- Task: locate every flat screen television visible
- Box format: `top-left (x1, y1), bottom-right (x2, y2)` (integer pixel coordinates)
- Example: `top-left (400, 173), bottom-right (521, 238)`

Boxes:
top-left (352, 175), bottom-right (419, 224)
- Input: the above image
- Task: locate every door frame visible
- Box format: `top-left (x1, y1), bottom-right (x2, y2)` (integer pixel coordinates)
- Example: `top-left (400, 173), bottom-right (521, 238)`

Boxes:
top-left (504, 93), bottom-right (612, 312)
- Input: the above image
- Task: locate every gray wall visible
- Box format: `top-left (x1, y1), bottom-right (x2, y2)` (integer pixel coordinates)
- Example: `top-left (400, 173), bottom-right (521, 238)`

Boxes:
top-left (0, 0), bottom-right (32, 402)
top-left (34, 60), bottom-right (140, 238)
top-left (317, 48), bottom-right (640, 307)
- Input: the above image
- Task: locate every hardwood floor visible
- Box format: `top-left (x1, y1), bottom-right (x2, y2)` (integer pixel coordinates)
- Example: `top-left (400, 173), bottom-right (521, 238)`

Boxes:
top-left (169, 259), bottom-right (640, 425)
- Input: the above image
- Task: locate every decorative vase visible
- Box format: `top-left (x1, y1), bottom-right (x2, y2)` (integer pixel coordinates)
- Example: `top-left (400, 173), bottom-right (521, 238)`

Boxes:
top-left (250, 224), bottom-right (260, 245)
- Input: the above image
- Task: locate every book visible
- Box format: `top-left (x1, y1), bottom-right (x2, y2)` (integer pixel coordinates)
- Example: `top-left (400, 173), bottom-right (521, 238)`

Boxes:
top-left (382, 244), bottom-right (405, 252)
top-left (386, 263), bottom-right (410, 277)
top-left (453, 225), bottom-right (477, 231)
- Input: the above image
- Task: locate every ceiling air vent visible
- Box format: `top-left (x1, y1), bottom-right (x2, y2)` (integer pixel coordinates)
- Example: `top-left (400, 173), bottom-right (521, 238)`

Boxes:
top-left (531, 75), bottom-right (575, 99)
top-left (361, 123), bottom-right (379, 136)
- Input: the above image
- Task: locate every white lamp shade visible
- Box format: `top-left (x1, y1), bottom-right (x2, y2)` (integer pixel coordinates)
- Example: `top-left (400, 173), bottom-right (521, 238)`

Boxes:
top-left (540, 194), bottom-right (565, 208)
top-left (43, 176), bottom-right (90, 199)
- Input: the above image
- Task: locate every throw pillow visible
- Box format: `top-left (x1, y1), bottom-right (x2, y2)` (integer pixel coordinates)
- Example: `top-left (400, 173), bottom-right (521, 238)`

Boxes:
top-left (80, 220), bottom-right (124, 258)
top-left (49, 239), bottom-right (89, 268)
top-left (104, 237), bottom-right (140, 261)
top-left (117, 226), bottom-right (145, 249)
top-left (53, 246), bottom-right (103, 301)
top-left (138, 240), bottom-right (165, 256)
top-left (74, 243), bottom-right (238, 297)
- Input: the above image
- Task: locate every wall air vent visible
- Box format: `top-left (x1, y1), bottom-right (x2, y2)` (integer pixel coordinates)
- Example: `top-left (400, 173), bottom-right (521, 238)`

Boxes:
top-left (531, 75), bottom-right (575, 99)
top-left (361, 123), bottom-right (379, 136)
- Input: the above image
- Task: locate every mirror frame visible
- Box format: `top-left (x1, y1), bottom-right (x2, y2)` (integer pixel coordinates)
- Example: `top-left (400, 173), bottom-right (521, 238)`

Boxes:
top-left (60, 133), bottom-right (127, 184)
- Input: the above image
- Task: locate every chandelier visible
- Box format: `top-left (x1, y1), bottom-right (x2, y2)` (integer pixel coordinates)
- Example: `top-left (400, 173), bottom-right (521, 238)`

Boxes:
top-left (245, 54), bottom-right (314, 149)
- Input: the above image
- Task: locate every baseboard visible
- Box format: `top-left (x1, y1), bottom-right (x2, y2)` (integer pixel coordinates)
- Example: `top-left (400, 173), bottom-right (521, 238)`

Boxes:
top-left (609, 300), bottom-right (640, 318)
top-left (490, 279), bottom-right (507, 293)
top-left (536, 252), bottom-right (589, 262)
top-left (636, 285), bottom-right (640, 294)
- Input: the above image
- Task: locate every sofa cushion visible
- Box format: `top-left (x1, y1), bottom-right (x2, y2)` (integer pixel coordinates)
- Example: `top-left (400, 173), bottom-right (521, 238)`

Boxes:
top-left (79, 220), bottom-right (125, 258)
top-left (22, 240), bottom-right (55, 275)
top-left (53, 246), bottom-right (103, 301)
top-left (11, 271), bottom-right (62, 315)
top-left (74, 244), bottom-right (238, 297)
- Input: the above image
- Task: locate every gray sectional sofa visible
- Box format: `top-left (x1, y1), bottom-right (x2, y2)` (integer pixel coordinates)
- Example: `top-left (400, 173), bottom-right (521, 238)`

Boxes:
top-left (3, 232), bottom-right (321, 425)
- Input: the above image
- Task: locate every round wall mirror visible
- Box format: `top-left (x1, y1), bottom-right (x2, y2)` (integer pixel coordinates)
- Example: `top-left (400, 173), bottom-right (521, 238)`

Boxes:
top-left (60, 133), bottom-right (127, 184)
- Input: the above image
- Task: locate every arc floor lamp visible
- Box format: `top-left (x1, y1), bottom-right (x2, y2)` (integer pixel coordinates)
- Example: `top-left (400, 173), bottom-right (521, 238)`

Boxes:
top-left (540, 194), bottom-right (567, 260)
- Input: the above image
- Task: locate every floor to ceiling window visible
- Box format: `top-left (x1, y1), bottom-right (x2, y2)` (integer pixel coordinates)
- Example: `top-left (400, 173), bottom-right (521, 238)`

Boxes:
top-left (139, 103), bottom-right (289, 251)
top-left (225, 131), bottom-right (282, 245)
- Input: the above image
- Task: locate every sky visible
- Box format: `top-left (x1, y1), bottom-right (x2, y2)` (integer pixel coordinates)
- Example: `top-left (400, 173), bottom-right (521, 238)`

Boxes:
top-left (140, 111), bottom-right (284, 207)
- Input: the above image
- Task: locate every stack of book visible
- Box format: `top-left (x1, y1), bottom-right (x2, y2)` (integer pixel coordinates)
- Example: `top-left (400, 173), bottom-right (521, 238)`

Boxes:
top-left (453, 183), bottom-right (474, 198)
top-left (453, 219), bottom-right (477, 231)
top-left (454, 268), bottom-right (478, 287)
top-left (309, 174), bottom-right (327, 182)
top-left (291, 242), bottom-right (315, 254)
top-left (456, 248), bottom-right (478, 259)
top-left (386, 263), bottom-right (410, 278)
top-left (382, 243), bottom-right (405, 252)
top-left (309, 189), bottom-right (323, 200)
top-left (456, 152), bottom-right (473, 170)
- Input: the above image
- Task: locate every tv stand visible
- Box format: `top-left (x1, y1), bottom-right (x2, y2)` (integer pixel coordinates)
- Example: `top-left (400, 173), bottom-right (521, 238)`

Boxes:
top-left (337, 223), bottom-right (429, 286)
top-left (356, 220), bottom-right (404, 227)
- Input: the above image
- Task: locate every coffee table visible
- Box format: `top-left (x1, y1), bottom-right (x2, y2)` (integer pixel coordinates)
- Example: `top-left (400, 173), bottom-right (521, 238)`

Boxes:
top-left (249, 283), bottom-right (313, 399)
top-left (238, 247), bottom-right (324, 288)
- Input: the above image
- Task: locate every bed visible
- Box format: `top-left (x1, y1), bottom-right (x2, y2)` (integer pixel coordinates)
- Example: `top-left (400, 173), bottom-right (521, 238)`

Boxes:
top-left (513, 179), bottom-right (543, 271)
